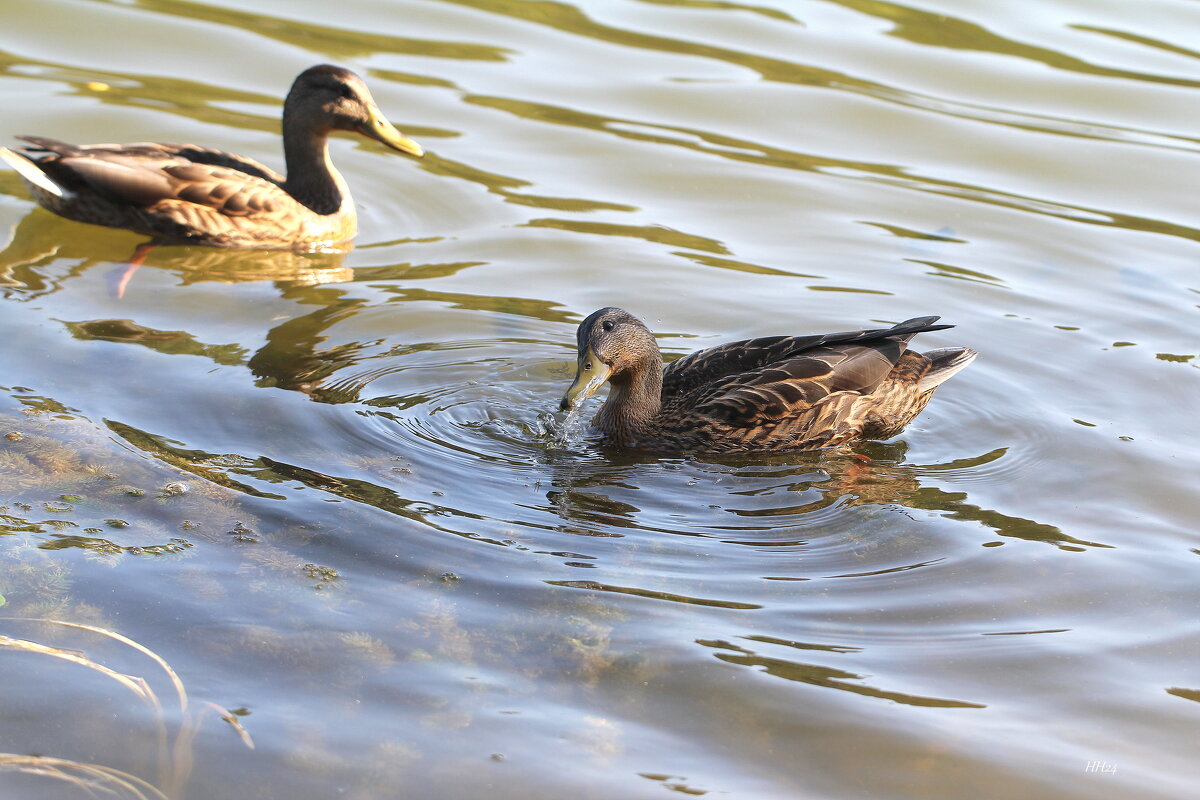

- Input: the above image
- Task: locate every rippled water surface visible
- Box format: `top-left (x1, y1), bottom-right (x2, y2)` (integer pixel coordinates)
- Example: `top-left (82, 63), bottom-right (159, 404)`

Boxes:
top-left (1, 1), bottom-right (1198, 798)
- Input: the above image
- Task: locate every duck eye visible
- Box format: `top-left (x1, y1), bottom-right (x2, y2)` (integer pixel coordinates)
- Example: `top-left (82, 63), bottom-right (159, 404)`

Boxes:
top-left (584, 362), bottom-right (592, 371)
top-left (601, 320), bottom-right (615, 332)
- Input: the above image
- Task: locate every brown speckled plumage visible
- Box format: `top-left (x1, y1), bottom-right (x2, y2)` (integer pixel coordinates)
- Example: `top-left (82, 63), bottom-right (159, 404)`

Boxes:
top-left (560, 308), bottom-right (976, 453)
top-left (0, 65), bottom-right (423, 250)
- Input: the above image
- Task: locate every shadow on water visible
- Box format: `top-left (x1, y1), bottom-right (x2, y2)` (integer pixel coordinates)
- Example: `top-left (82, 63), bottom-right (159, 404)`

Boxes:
top-left (66, 320), bottom-right (250, 365)
top-left (698, 636), bottom-right (986, 708)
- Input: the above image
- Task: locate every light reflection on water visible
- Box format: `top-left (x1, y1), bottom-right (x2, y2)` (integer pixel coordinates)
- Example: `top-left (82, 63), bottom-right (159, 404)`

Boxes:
top-left (1, 0), bottom-right (1199, 798)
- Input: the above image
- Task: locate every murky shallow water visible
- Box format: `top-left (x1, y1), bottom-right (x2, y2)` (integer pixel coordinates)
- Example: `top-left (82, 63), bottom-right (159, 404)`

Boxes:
top-left (1, 1), bottom-right (1198, 798)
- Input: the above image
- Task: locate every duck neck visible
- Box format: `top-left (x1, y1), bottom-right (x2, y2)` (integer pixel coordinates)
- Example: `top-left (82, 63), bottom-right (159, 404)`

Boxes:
top-left (598, 355), bottom-right (663, 445)
top-left (282, 121), bottom-right (347, 217)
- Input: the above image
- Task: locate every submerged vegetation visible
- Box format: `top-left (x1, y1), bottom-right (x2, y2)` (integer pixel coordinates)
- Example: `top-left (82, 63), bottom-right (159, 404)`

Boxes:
top-left (0, 618), bottom-right (252, 799)
top-left (0, 385), bottom-right (658, 796)
top-left (0, 389), bottom-right (392, 797)
top-left (0, 390), bottom-right (258, 795)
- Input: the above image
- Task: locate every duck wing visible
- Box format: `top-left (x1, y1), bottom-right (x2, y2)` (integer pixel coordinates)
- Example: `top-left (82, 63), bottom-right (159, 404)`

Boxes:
top-left (12, 136), bottom-right (295, 221)
top-left (667, 317), bottom-right (952, 427)
top-left (16, 136), bottom-right (285, 184)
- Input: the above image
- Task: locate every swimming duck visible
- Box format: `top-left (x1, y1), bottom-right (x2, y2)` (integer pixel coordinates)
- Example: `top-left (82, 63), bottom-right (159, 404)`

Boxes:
top-left (560, 308), bottom-right (976, 452)
top-left (0, 64), bottom-right (423, 250)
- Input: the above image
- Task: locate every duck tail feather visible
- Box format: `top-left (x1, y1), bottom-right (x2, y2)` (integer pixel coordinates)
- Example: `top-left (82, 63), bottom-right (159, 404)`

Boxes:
top-left (0, 146), bottom-right (65, 198)
top-left (918, 347), bottom-right (977, 391)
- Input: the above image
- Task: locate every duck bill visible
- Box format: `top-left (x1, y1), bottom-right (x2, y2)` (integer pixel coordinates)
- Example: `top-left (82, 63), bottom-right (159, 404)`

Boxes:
top-left (361, 105), bottom-right (424, 157)
top-left (560, 349), bottom-right (613, 411)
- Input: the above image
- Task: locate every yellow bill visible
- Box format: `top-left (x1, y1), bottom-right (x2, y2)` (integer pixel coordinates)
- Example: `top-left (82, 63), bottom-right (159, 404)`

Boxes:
top-left (560, 347), bottom-right (613, 411)
top-left (361, 105), bottom-right (424, 157)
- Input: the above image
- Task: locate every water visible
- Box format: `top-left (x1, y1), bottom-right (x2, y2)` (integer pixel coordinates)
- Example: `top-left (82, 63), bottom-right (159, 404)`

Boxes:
top-left (1, 1), bottom-right (1198, 798)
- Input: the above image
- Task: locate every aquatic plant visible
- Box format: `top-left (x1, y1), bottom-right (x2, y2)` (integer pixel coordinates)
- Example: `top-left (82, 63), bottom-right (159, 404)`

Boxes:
top-left (0, 618), bottom-right (253, 798)
top-left (0, 754), bottom-right (168, 800)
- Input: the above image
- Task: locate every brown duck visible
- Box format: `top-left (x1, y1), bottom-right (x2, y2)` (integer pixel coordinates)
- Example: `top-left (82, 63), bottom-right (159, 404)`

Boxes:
top-left (560, 308), bottom-right (976, 453)
top-left (0, 64), bottom-right (423, 251)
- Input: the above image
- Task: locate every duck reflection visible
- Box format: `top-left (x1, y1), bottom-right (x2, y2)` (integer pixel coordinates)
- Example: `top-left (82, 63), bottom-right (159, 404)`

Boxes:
top-left (135, 245), bottom-right (353, 289)
top-left (0, 206), bottom-right (352, 299)
top-left (539, 440), bottom-right (1097, 551)
top-left (64, 318), bottom-right (249, 364)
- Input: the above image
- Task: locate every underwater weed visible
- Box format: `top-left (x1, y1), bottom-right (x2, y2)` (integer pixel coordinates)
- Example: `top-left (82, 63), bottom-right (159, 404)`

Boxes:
top-left (0, 754), bottom-right (168, 800)
top-left (1, 618), bottom-right (253, 798)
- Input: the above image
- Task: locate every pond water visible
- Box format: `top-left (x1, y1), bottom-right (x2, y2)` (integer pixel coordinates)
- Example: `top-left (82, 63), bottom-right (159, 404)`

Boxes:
top-left (1, 0), bottom-right (1198, 798)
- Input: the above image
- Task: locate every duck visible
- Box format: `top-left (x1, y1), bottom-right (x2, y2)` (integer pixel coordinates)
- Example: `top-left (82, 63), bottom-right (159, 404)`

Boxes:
top-left (559, 308), bottom-right (976, 453)
top-left (0, 64), bottom-right (424, 251)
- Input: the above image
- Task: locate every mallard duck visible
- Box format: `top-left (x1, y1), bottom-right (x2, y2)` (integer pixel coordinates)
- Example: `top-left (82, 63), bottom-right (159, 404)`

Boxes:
top-left (0, 64), bottom-right (423, 250)
top-left (560, 308), bottom-right (976, 452)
